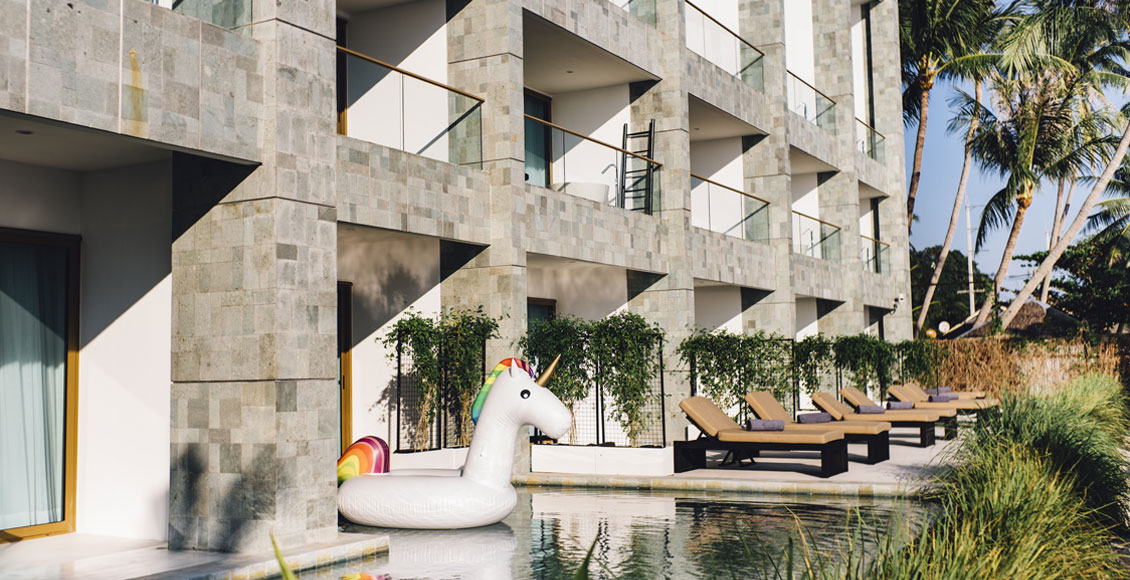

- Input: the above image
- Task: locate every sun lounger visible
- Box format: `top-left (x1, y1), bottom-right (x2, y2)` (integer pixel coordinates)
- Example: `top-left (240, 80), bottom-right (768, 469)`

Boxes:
top-left (676, 397), bottom-right (848, 478)
top-left (840, 386), bottom-right (958, 439)
top-left (744, 392), bottom-right (891, 464)
top-left (812, 392), bottom-right (940, 447)
top-left (910, 381), bottom-right (989, 400)
top-left (901, 383), bottom-right (999, 407)
top-left (889, 384), bottom-right (995, 412)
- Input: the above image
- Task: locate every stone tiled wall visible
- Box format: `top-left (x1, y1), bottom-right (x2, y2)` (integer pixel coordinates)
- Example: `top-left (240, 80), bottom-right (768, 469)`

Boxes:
top-left (2, 0), bottom-right (264, 162)
top-left (689, 227), bottom-right (775, 290)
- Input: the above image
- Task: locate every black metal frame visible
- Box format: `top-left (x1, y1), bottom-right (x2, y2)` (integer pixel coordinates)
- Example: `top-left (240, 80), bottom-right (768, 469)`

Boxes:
top-left (394, 329), bottom-right (487, 453)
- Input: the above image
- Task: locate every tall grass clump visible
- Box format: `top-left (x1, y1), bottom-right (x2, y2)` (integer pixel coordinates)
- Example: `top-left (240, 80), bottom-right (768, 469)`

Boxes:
top-left (737, 372), bottom-right (1129, 580)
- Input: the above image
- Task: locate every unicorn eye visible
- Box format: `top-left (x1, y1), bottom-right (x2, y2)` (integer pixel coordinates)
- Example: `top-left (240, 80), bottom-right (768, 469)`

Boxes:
top-left (520, 389), bottom-right (531, 399)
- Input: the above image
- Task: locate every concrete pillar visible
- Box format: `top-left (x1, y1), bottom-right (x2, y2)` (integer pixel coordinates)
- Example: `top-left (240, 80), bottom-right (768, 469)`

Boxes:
top-left (168, 0), bottom-right (339, 552)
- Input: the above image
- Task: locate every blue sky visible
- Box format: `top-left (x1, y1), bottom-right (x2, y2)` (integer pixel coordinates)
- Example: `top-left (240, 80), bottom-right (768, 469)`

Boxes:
top-left (902, 80), bottom-right (1089, 297)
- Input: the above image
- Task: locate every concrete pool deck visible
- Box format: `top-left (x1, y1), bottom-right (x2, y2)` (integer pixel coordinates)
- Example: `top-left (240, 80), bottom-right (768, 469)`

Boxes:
top-left (516, 429), bottom-right (959, 499)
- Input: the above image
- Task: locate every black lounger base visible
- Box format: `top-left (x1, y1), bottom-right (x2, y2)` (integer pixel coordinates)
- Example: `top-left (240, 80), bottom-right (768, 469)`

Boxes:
top-left (844, 431), bottom-right (890, 464)
top-left (888, 421), bottom-right (937, 447)
top-left (673, 437), bottom-right (849, 478)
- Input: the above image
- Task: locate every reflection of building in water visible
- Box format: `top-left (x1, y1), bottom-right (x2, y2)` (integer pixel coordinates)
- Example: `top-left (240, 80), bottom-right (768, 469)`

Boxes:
top-left (526, 491), bottom-right (678, 578)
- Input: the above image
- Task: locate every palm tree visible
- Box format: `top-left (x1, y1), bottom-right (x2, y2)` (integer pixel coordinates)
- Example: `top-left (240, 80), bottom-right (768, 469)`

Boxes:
top-left (981, 0), bottom-right (1130, 327)
top-left (968, 69), bottom-right (1115, 327)
top-left (900, 0), bottom-right (998, 233)
top-left (1085, 163), bottom-right (1130, 260)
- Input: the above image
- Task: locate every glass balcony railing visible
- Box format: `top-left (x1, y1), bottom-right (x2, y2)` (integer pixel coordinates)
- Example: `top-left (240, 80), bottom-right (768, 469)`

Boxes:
top-left (690, 174), bottom-right (769, 242)
top-left (792, 211), bottom-right (841, 262)
top-left (336, 47), bottom-right (484, 168)
top-left (856, 118), bottom-right (885, 162)
top-left (861, 235), bottom-right (891, 274)
top-left (524, 115), bottom-right (661, 215)
top-left (609, 0), bottom-right (657, 27)
top-left (684, 1), bottom-right (765, 92)
top-left (786, 72), bottom-right (837, 134)
top-left (172, 0), bottom-right (251, 29)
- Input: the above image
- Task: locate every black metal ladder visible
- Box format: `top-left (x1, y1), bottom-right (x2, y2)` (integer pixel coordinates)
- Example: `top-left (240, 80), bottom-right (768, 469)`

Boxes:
top-left (619, 120), bottom-right (656, 214)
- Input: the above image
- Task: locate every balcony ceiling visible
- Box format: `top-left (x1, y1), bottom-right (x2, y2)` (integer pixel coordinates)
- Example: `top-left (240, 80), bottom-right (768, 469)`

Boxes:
top-left (336, 0), bottom-right (416, 16)
top-left (859, 182), bottom-right (887, 199)
top-left (523, 13), bottom-right (660, 95)
top-left (789, 147), bottom-right (837, 174)
top-left (688, 95), bottom-right (765, 142)
top-left (0, 112), bottom-right (170, 171)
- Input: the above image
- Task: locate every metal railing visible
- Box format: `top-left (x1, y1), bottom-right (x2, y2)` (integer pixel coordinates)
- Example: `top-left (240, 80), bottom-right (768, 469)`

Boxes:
top-left (609, 0), bottom-right (657, 27)
top-left (861, 235), bottom-right (891, 274)
top-left (690, 174), bottom-right (770, 242)
top-left (856, 118), bottom-right (885, 162)
top-left (684, 1), bottom-right (765, 92)
top-left (337, 46), bottom-right (484, 168)
top-left (786, 72), bottom-right (837, 134)
top-left (792, 211), bottom-right (841, 261)
top-left (524, 115), bottom-right (662, 215)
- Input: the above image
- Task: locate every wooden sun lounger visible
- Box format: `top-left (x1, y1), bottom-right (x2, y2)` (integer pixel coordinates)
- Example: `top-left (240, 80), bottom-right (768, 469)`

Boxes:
top-left (676, 397), bottom-right (849, 478)
top-left (812, 392), bottom-right (939, 447)
top-left (900, 383), bottom-right (999, 408)
top-left (840, 386), bottom-right (958, 439)
top-left (744, 392), bottom-right (891, 464)
top-left (904, 380), bottom-right (989, 400)
top-left (889, 384), bottom-right (995, 412)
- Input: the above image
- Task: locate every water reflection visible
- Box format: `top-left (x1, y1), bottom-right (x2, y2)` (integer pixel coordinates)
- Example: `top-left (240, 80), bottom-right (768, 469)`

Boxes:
top-left (332, 487), bottom-right (921, 580)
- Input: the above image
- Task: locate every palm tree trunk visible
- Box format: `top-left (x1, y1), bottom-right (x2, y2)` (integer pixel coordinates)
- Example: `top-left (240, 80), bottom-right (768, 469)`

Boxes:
top-left (906, 86), bottom-right (933, 233)
top-left (916, 81), bottom-right (980, 337)
top-left (974, 192), bottom-right (1032, 327)
top-left (1001, 122), bottom-right (1130, 329)
top-left (1040, 178), bottom-right (1074, 302)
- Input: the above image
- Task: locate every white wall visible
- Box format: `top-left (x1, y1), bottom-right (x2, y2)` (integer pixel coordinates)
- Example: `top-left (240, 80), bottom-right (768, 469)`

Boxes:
top-left (850, 5), bottom-right (871, 122)
top-left (791, 173), bottom-right (820, 256)
top-left (344, 0), bottom-right (452, 161)
top-left (527, 264), bottom-right (627, 321)
top-left (694, 285), bottom-right (742, 333)
top-left (690, 138), bottom-right (744, 236)
top-left (75, 163), bottom-right (172, 541)
top-left (338, 226), bottom-right (441, 450)
top-left (548, 85), bottom-right (631, 204)
top-left (685, 0), bottom-right (741, 75)
top-left (858, 201), bottom-right (875, 239)
top-left (0, 159), bottom-right (173, 541)
top-left (795, 297), bottom-right (819, 340)
top-left (784, 0), bottom-right (815, 82)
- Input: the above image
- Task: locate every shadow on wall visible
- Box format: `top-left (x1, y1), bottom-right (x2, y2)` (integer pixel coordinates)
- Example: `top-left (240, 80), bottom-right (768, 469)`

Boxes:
top-left (169, 443), bottom-right (276, 552)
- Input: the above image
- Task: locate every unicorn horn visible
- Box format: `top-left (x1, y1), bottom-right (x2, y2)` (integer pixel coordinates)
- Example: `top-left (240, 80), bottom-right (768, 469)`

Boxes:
top-left (536, 355), bottom-right (561, 386)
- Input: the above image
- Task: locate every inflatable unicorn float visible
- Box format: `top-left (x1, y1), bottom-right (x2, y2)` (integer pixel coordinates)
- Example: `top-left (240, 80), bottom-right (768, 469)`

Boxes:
top-left (338, 357), bottom-right (570, 529)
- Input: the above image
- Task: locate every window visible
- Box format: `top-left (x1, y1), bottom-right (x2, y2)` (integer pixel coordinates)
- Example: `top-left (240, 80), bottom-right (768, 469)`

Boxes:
top-left (524, 90), bottom-right (552, 187)
top-left (0, 227), bottom-right (79, 541)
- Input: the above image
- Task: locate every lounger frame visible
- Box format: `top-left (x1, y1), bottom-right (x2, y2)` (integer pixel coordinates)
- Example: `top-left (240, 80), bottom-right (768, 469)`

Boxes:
top-left (674, 420), bottom-right (849, 478)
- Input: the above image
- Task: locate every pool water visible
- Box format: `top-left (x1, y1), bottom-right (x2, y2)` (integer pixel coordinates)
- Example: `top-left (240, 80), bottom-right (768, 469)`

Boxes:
top-left (326, 487), bottom-right (924, 580)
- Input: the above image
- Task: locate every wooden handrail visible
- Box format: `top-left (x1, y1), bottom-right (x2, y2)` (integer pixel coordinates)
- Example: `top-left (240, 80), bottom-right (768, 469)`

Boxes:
top-left (690, 173), bottom-right (770, 205)
top-left (791, 210), bottom-right (841, 230)
top-left (524, 115), bottom-right (663, 167)
top-left (684, 1), bottom-right (765, 57)
top-left (855, 118), bottom-right (885, 140)
top-left (860, 234), bottom-right (890, 247)
top-left (786, 70), bottom-right (836, 105)
top-left (338, 46), bottom-right (485, 104)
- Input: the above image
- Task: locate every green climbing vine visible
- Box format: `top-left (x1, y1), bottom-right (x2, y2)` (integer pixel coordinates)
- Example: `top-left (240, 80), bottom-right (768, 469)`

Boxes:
top-left (519, 315), bottom-right (593, 435)
top-left (676, 329), bottom-right (793, 415)
top-left (382, 307), bottom-right (499, 449)
top-left (590, 312), bottom-right (665, 446)
top-left (895, 339), bottom-right (943, 387)
top-left (793, 334), bottom-right (834, 395)
top-left (832, 334), bottom-right (895, 390)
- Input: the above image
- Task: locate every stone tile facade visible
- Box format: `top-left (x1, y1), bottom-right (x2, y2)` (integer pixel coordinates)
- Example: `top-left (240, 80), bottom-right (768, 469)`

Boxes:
top-left (4, 0), bottom-right (912, 554)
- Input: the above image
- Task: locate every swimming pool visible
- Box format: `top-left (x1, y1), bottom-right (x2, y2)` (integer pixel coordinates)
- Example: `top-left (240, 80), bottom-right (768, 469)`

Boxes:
top-left (329, 487), bottom-right (923, 579)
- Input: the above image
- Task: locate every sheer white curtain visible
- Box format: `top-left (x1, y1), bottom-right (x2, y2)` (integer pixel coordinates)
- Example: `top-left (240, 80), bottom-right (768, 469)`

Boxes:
top-left (0, 241), bottom-right (67, 530)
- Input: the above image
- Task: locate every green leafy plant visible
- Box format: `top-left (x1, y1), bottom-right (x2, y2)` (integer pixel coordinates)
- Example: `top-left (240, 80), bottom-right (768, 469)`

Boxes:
top-left (383, 307), bottom-right (499, 449)
top-left (794, 334), bottom-right (834, 395)
top-left (677, 329), bottom-right (793, 416)
top-left (589, 312), bottom-right (665, 445)
top-left (519, 315), bottom-right (593, 413)
top-left (833, 334), bottom-right (895, 392)
top-left (894, 339), bottom-right (942, 387)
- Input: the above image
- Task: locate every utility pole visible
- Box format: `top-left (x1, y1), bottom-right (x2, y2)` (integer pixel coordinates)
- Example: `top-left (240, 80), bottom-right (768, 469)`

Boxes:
top-left (964, 202), bottom-right (976, 317)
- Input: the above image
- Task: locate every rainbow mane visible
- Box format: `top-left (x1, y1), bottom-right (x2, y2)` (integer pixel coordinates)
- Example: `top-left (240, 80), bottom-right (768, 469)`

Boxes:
top-left (471, 358), bottom-right (534, 424)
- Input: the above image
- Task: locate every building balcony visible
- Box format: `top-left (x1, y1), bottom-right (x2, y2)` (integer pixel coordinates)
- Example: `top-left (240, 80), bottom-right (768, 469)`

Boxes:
top-left (786, 72), bottom-right (837, 135)
top-left (523, 115), bottom-right (661, 215)
top-left (855, 118), bottom-right (885, 163)
top-left (608, 0), bottom-right (658, 27)
top-left (684, 1), bottom-right (765, 93)
top-left (792, 211), bottom-right (841, 262)
top-left (690, 174), bottom-right (769, 243)
top-left (860, 235), bottom-right (891, 274)
top-left (336, 46), bottom-right (483, 168)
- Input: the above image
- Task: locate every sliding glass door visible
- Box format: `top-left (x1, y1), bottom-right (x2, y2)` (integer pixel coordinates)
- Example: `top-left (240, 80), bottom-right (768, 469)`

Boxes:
top-left (0, 229), bottom-right (79, 540)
